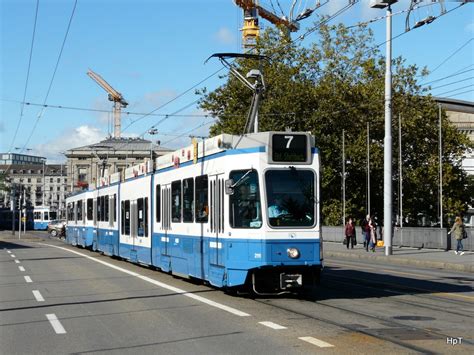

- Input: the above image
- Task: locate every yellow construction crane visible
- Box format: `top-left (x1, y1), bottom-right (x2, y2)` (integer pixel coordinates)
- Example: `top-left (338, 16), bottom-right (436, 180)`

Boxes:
top-left (87, 69), bottom-right (128, 138)
top-left (235, 0), bottom-right (301, 49)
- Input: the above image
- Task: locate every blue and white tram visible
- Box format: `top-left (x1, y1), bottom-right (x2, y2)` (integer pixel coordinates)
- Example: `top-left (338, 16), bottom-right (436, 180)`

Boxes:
top-left (66, 131), bottom-right (322, 294)
top-left (66, 191), bottom-right (95, 247)
top-left (94, 182), bottom-right (119, 254)
top-left (33, 207), bottom-right (56, 230)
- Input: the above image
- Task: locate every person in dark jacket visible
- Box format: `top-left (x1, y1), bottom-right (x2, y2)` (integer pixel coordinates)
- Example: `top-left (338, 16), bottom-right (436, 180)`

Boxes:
top-left (361, 214), bottom-right (369, 249)
top-left (345, 217), bottom-right (356, 249)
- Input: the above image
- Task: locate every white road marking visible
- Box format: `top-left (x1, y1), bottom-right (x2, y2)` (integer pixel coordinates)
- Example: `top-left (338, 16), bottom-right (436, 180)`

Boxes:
top-left (40, 243), bottom-right (251, 317)
top-left (24, 276), bottom-right (33, 283)
top-left (15, 259), bottom-right (20, 264)
top-left (11, 254), bottom-right (15, 258)
top-left (7, 250), bottom-right (11, 254)
top-left (32, 290), bottom-right (45, 302)
top-left (46, 314), bottom-right (66, 334)
top-left (258, 321), bottom-right (287, 330)
top-left (18, 266), bottom-right (25, 272)
top-left (299, 336), bottom-right (334, 348)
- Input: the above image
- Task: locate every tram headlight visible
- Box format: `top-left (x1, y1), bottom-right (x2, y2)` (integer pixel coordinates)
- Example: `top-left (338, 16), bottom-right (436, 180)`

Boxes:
top-left (287, 247), bottom-right (300, 259)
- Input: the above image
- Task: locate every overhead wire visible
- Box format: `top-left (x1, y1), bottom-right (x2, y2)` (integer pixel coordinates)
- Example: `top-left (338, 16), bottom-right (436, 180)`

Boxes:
top-left (420, 68), bottom-right (474, 86)
top-left (20, 0), bottom-right (78, 153)
top-left (117, 0), bottom-right (358, 145)
top-left (424, 38), bottom-right (473, 77)
top-left (443, 89), bottom-right (473, 99)
top-left (9, 0), bottom-right (40, 153)
top-left (428, 77), bottom-right (474, 90)
top-left (435, 84), bottom-right (473, 97)
top-left (121, 68), bottom-right (224, 132)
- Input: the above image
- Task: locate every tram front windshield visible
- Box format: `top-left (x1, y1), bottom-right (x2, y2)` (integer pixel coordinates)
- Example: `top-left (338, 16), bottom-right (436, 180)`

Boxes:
top-left (265, 169), bottom-right (315, 227)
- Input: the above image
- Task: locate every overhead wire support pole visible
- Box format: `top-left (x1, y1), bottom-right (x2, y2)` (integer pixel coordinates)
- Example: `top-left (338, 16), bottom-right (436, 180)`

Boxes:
top-left (384, 4), bottom-right (393, 256)
top-left (439, 104), bottom-right (443, 229)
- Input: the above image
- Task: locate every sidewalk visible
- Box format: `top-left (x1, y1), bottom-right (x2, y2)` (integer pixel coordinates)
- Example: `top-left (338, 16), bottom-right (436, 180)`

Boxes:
top-left (0, 230), bottom-right (49, 242)
top-left (324, 241), bottom-right (474, 273)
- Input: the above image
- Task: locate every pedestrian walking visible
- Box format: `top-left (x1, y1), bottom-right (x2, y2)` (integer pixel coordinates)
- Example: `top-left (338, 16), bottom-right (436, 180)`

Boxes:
top-left (345, 217), bottom-right (356, 249)
top-left (368, 218), bottom-right (376, 252)
top-left (449, 216), bottom-right (466, 255)
top-left (361, 214), bottom-right (370, 249)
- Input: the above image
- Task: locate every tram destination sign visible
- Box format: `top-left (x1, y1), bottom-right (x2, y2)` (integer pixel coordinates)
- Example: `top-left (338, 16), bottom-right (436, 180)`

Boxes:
top-left (269, 133), bottom-right (310, 164)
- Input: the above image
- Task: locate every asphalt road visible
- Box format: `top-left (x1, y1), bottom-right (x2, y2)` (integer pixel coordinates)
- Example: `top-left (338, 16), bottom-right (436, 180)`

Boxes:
top-left (1, 235), bottom-right (473, 354)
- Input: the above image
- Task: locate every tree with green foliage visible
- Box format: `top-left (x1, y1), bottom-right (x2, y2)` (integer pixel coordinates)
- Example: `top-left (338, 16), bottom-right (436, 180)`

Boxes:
top-left (198, 22), bottom-right (473, 226)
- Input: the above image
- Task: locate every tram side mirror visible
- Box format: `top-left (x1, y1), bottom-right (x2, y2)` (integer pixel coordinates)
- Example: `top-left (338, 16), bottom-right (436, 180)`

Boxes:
top-left (225, 179), bottom-right (234, 195)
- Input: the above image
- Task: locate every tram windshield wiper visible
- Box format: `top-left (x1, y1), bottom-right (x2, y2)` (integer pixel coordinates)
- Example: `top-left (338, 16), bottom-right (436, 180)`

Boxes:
top-left (225, 168), bottom-right (254, 194)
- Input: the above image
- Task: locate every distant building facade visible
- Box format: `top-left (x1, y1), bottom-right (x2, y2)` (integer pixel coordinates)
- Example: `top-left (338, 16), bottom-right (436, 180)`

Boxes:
top-left (65, 137), bottom-right (171, 192)
top-left (0, 153), bottom-right (68, 214)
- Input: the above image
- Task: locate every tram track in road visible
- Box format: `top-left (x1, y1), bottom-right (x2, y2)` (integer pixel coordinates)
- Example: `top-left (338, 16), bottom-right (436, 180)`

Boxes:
top-left (325, 259), bottom-right (474, 306)
top-left (248, 263), bottom-right (474, 353)
top-left (328, 270), bottom-right (473, 311)
top-left (329, 277), bottom-right (469, 319)
top-left (251, 296), bottom-right (440, 354)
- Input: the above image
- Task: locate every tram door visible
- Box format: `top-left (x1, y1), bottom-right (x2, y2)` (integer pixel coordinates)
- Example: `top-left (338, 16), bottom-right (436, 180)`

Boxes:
top-left (209, 174), bottom-right (225, 266)
top-left (160, 184), bottom-right (171, 256)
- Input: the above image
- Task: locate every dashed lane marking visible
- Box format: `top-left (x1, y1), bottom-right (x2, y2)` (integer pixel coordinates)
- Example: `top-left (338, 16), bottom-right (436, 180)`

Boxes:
top-left (258, 321), bottom-right (287, 330)
top-left (46, 314), bottom-right (66, 334)
top-left (299, 336), bottom-right (334, 348)
top-left (18, 266), bottom-right (25, 272)
top-left (32, 290), bottom-right (45, 302)
top-left (40, 243), bottom-right (251, 317)
top-left (10, 254), bottom-right (15, 258)
top-left (7, 251), bottom-right (11, 254)
top-left (15, 260), bottom-right (20, 264)
top-left (24, 276), bottom-right (32, 283)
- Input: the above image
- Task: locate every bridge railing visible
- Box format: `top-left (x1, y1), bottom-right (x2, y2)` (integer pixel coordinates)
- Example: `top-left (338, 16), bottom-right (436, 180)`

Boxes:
top-left (322, 226), bottom-right (473, 251)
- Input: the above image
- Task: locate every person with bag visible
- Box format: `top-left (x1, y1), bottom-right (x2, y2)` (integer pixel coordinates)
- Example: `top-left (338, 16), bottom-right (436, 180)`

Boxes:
top-left (449, 216), bottom-right (466, 255)
top-left (361, 214), bottom-right (370, 249)
top-left (345, 217), bottom-right (356, 249)
top-left (368, 218), bottom-right (376, 252)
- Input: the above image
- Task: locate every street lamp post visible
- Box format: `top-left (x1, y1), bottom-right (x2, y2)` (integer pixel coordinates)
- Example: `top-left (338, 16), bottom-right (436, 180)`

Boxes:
top-left (367, 122), bottom-right (371, 216)
top-left (342, 129), bottom-right (346, 226)
top-left (371, 0), bottom-right (397, 256)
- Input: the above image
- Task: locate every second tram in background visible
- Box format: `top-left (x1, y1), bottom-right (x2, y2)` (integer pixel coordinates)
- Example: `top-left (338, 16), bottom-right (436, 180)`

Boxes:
top-left (33, 206), bottom-right (56, 230)
top-left (66, 131), bottom-right (322, 294)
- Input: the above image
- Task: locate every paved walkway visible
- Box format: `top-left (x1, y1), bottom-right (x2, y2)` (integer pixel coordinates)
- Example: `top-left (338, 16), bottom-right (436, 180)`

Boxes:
top-left (1, 230), bottom-right (472, 273)
top-left (324, 241), bottom-right (474, 273)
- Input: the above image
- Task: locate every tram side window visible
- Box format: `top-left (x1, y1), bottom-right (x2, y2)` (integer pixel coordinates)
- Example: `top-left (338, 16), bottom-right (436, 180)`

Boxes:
top-left (97, 198), bottom-right (102, 222)
top-left (137, 197), bottom-right (148, 237)
top-left (67, 204), bottom-right (73, 222)
top-left (195, 175), bottom-right (208, 223)
top-left (121, 200), bottom-right (130, 235)
top-left (34, 212), bottom-right (41, 220)
top-left (100, 196), bottom-right (105, 222)
top-left (171, 180), bottom-right (181, 222)
top-left (104, 195), bottom-right (109, 222)
top-left (44, 212), bottom-right (49, 221)
top-left (113, 194), bottom-right (117, 222)
top-left (50, 211), bottom-right (57, 220)
top-left (229, 170), bottom-right (262, 229)
top-left (183, 178), bottom-right (194, 223)
top-left (155, 185), bottom-right (161, 223)
top-left (87, 198), bottom-right (93, 220)
top-left (77, 200), bottom-right (83, 222)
